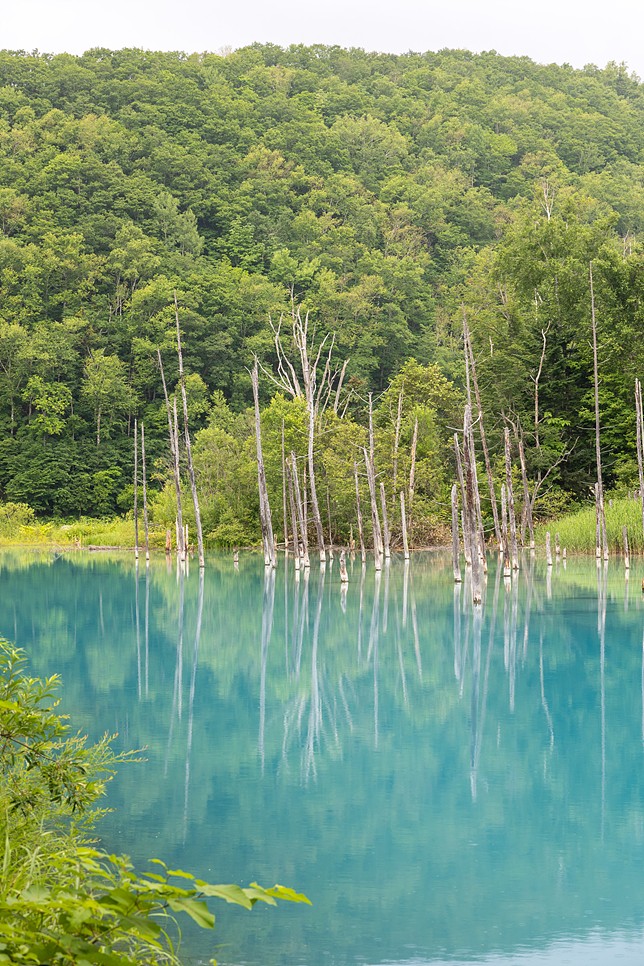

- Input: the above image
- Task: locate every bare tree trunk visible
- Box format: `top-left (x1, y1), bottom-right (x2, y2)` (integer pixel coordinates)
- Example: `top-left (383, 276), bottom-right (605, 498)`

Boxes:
top-left (307, 398), bottom-right (326, 564)
top-left (623, 525), bottom-right (630, 570)
top-left (281, 419), bottom-right (288, 552)
top-left (546, 531), bottom-right (553, 567)
top-left (172, 397), bottom-right (186, 562)
top-left (408, 416), bottom-right (418, 544)
top-left (400, 490), bottom-right (410, 561)
top-left (501, 483), bottom-right (511, 577)
top-left (451, 483), bottom-right (461, 582)
top-left (141, 422), bottom-right (150, 562)
top-left (354, 461), bottom-right (366, 564)
top-left (285, 462), bottom-right (300, 568)
top-left (380, 482), bottom-right (391, 558)
top-left (464, 315), bottom-right (501, 548)
top-left (326, 486), bottom-right (333, 558)
top-left (339, 548), bottom-right (349, 583)
top-left (517, 433), bottom-right (534, 550)
top-left (454, 433), bottom-right (471, 565)
top-left (635, 379), bottom-right (644, 537)
top-left (590, 262), bottom-right (608, 560)
top-left (392, 389), bottom-right (404, 496)
top-left (251, 359), bottom-right (275, 568)
top-left (504, 428), bottom-right (519, 571)
top-left (290, 453), bottom-right (310, 569)
top-left (157, 349), bottom-right (184, 561)
top-left (175, 294), bottom-right (205, 568)
top-left (463, 406), bottom-right (482, 603)
top-left (134, 417), bottom-right (139, 560)
top-left (363, 446), bottom-right (383, 570)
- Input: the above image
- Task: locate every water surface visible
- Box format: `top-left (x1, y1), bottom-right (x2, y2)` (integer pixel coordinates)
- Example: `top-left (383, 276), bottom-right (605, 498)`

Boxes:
top-left (1, 549), bottom-right (644, 965)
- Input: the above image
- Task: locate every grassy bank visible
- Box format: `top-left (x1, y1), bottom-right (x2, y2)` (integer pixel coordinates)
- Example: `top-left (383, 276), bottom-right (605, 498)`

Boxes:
top-left (0, 516), bottom-right (164, 550)
top-left (535, 497), bottom-right (644, 555)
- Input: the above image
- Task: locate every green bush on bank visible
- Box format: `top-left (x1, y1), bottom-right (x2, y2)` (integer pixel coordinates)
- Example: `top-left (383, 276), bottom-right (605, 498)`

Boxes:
top-left (0, 640), bottom-right (309, 965)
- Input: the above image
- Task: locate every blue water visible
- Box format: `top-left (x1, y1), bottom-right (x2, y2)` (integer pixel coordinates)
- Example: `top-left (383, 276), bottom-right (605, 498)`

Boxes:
top-left (2, 549), bottom-right (644, 965)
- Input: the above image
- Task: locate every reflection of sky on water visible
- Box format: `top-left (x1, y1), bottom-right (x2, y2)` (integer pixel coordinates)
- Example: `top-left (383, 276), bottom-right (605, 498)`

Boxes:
top-left (202, 930), bottom-right (644, 966)
top-left (1, 550), bottom-right (644, 966)
top-left (386, 927), bottom-right (644, 965)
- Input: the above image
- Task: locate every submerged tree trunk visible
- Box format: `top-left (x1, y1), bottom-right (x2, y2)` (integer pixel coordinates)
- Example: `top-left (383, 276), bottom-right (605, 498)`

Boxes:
top-left (141, 421), bottom-right (150, 562)
top-left (463, 406), bottom-right (482, 604)
top-left (504, 428), bottom-right (519, 571)
top-left (251, 359), bottom-right (276, 568)
top-left (464, 314), bottom-right (501, 548)
top-left (175, 294), bottom-right (205, 568)
top-left (450, 483), bottom-right (461, 582)
top-left (290, 452), bottom-right (310, 569)
top-left (363, 446), bottom-right (383, 570)
top-left (281, 419), bottom-right (289, 552)
top-left (158, 349), bottom-right (184, 561)
top-left (380, 482), bottom-right (391, 559)
top-left (635, 378), bottom-right (644, 538)
top-left (400, 490), bottom-right (410, 562)
top-left (354, 460), bottom-right (366, 564)
top-left (590, 263), bottom-right (608, 560)
top-left (134, 417), bottom-right (139, 560)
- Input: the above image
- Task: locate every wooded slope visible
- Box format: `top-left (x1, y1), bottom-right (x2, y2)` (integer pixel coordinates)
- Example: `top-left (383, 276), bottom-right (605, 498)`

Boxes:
top-left (0, 45), bottom-right (642, 531)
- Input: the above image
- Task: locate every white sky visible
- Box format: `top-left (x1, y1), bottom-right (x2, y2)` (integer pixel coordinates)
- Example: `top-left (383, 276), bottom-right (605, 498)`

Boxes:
top-left (2, 0), bottom-right (643, 80)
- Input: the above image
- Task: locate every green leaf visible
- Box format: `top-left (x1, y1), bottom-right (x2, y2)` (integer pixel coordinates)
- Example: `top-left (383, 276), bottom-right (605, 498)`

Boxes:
top-left (167, 896), bottom-right (215, 929)
top-left (196, 882), bottom-right (253, 909)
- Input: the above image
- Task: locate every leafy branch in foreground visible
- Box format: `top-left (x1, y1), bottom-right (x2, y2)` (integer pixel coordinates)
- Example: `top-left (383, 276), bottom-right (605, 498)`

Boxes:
top-left (0, 640), bottom-right (309, 965)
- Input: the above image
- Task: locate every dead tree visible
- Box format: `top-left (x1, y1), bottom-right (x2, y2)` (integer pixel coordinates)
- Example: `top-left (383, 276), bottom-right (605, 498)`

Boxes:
top-left (392, 389), bottom-right (404, 496)
top-left (590, 263), bottom-right (608, 560)
top-left (380, 482), bottom-right (391, 559)
top-left (463, 405), bottom-right (483, 603)
top-left (251, 359), bottom-right (276, 568)
top-left (450, 483), bottom-right (461, 582)
top-left (635, 378), bottom-right (644, 537)
top-left (504, 428), bottom-right (519, 571)
top-left (354, 460), bottom-right (367, 564)
top-left (500, 484), bottom-right (511, 577)
top-left (367, 394), bottom-right (384, 560)
top-left (172, 398), bottom-right (187, 562)
top-left (408, 416), bottom-right (418, 543)
top-left (285, 462), bottom-right (300, 569)
top-left (175, 294), bottom-right (205, 568)
top-left (516, 431), bottom-right (535, 550)
top-left (464, 312), bottom-right (501, 548)
top-left (400, 490), bottom-right (410, 561)
top-left (134, 417), bottom-right (139, 560)
top-left (454, 433), bottom-right (471, 566)
top-left (281, 419), bottom-right (289, 552)
top-left (290, 452), bottom-right (310, 569)
top-left (363, 445), bottom-right (383, 570)
top-left (141, 422), bottom-right (150, 562)
top-left (263, 306), bottom-right (345, 564)
top-left (157, 349), bottom-right (184, 561)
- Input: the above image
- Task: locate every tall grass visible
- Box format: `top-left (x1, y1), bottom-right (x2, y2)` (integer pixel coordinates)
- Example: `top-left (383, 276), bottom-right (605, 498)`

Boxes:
top-left (536, 497), bottom-right (644, 554)
top-left (0, 517), bottom-right (167, 550)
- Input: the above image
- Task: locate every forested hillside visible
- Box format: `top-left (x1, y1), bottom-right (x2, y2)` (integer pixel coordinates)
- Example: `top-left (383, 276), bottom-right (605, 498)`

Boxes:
top-left (0, 45), bottom-right (642, 542)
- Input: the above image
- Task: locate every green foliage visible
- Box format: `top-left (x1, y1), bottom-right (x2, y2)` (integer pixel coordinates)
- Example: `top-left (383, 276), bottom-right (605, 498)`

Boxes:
top-left (0, 640), bottom-right (309, 964)
top-left (0, 46), bottom-right (642, 527)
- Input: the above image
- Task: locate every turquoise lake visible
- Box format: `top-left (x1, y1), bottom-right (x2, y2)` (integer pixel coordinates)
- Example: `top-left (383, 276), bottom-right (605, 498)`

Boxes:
top-left (2, 549), bottom-right (644, 965)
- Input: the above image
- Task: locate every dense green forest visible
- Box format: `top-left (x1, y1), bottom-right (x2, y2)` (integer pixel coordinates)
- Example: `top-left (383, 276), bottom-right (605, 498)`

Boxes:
top-left (0, 45), bottom-right (643, 544)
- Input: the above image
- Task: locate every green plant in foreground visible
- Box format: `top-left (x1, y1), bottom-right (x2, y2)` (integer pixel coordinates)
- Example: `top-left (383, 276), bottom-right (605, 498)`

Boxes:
top-left (0, 641), bottom-right (309, 964)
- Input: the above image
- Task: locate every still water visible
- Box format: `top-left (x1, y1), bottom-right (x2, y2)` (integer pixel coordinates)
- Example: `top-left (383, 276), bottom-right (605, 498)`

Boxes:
top-left (1, 549), bottom-right (644, 965)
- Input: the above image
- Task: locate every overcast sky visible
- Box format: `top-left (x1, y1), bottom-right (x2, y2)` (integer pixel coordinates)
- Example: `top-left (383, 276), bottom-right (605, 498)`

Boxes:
top-left (3, 0), bottom-right (643, 79)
